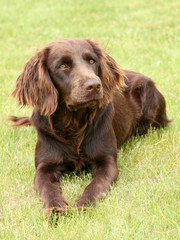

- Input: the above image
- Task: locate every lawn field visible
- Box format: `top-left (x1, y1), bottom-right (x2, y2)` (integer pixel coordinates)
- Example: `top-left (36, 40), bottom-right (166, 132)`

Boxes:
top-left (0, 0), bottom-right (179, 239)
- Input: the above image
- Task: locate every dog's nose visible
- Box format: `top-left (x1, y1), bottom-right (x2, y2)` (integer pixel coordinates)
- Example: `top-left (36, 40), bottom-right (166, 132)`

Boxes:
top-left (84, 79), bottom-right (102, 93)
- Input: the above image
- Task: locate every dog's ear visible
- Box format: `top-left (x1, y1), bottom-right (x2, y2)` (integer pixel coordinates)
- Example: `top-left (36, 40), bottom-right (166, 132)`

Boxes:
top-left (11, 47), bottom-right (58, 115)
top-left (87, 39), bottom-right (124, 103)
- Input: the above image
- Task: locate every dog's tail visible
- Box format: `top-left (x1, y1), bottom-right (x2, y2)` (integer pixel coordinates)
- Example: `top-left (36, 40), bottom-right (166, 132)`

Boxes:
top-left (7, 116), bottom-right (32, 128)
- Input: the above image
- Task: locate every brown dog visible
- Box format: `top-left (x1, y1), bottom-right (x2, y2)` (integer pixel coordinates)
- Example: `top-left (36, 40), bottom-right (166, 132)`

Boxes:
top-left (8, 38), bottom-right (170, 216)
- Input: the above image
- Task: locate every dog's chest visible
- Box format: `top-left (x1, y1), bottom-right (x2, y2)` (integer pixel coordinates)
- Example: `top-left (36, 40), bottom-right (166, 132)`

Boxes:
top-left (64, 146), bottom-right (90, 171)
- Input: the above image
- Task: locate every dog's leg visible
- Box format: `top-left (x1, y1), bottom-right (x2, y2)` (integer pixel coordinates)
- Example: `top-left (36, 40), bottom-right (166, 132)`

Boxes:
top-left (34, 163), bottom-right (68, 217)
top-left (76, 156), bottom-right (119, 208)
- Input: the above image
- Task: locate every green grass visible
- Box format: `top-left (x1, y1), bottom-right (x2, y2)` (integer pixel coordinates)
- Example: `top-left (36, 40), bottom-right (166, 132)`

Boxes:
top-left (0, 0), bottom-right (179, 239)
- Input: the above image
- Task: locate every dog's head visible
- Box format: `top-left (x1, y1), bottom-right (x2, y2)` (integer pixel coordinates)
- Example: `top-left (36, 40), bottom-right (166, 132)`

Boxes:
top-left (12, 39), bottom-right (124, 115)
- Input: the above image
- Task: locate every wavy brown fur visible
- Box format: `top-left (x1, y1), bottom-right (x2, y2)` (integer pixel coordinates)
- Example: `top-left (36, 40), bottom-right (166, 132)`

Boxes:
top-left (8, 39), bottom-right (170, 217)
top-left (7, 116), bottom-right (31, 128)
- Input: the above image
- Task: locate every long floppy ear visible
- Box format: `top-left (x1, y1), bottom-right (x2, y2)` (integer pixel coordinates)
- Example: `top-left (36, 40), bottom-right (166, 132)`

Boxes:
top-left (11, 47), bottom-right (58, 115)
top-left (87, 39), bottom-right (124, 103)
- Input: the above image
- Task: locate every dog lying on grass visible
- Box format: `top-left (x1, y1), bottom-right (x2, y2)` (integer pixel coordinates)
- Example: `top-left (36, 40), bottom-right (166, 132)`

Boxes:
top-left (8, 38), bottom-right (170, 217)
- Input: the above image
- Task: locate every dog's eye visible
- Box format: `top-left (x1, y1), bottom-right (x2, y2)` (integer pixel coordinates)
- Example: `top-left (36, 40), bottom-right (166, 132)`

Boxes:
top-left (89, 59), bottom-right (95, 64)
top-left (59, 64), bottom-right (67, 69)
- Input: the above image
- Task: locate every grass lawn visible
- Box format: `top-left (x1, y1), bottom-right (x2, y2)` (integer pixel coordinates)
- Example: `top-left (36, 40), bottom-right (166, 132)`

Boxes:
top-left (0, 0), bottom-right (179, 239)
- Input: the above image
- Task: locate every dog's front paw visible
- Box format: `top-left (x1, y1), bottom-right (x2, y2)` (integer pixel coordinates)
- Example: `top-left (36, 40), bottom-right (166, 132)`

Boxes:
top-left (45, 206), bottom-right (68, 219)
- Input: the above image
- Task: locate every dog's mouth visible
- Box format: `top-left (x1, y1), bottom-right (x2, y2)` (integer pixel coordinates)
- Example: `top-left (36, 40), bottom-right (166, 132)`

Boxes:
top-left (67, 100), bottom-right (98, 111)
